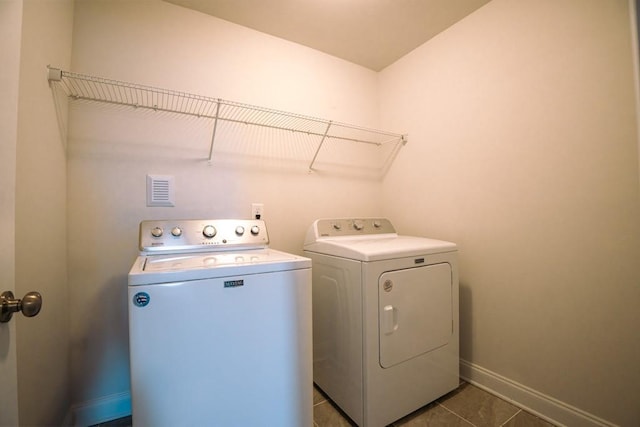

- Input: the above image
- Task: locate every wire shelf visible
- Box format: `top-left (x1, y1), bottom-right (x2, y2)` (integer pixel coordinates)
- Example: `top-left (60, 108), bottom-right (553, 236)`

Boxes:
top-left (47, 67), bottom-right (407, 172)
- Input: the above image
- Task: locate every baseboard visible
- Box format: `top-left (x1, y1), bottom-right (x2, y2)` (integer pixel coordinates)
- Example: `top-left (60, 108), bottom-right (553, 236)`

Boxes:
top-left (459, 359), bottom-right (616, 427)
top-left (70, 391), bottom-right (131, 427)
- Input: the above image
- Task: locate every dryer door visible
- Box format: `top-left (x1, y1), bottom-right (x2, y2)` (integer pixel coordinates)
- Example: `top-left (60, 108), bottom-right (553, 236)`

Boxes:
top-left (378, 263), bottom-right (452, 368)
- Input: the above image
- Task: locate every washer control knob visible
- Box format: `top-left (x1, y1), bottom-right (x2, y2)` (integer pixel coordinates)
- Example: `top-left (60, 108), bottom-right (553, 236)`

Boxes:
top-left (332, 223), bottom-right (342, 230)
top-left (373, 220), bottom-right (381, 228)
top-left (151, 227), bottom-right (163, 237)
top-left (353, 221), bottom-right (364, 231)
top-left (250, 225), bottom-right (260, 235)
top-left (202, 225), bottom-right (217, 238)
top-left (235, 226), bottom-right (245, 236)
top-left (171, 227), bottom-right (182, 237)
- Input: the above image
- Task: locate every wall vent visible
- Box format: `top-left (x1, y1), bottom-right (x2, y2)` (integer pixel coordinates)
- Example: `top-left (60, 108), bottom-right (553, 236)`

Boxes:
top-left (146, 175), bottom-right (175, 207)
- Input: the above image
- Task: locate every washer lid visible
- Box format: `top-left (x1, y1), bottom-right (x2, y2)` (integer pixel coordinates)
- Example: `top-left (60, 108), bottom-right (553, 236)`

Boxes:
top-left (129, 248), bottom-right (310, 286)
top-left (304, 235), bottom-right (456, 261)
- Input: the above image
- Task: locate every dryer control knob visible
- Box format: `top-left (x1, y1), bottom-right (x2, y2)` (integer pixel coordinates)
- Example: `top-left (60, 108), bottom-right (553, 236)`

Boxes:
top-left (202, 225), bottom-right (217, 238)
top-left (171, 227), bottom-right (182, 237)
top-left (353, 221), bottom-right (364, 231)
top-left (151, 227), bottom-right (163, 237)
top-left (235, 226), bottom-right (245, 236)
top-left (250, 225), bottom-right (260, 235)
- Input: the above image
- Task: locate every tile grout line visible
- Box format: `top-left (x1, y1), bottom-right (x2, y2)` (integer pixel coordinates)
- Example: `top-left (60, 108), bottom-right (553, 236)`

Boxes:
top-left (437, 402), bottom-right (478, 427)
top-left (313, 399), bottom-right (328, 407)
top-left (500, 409), bottom-right (522, 426)
top-left (314, 401), bottom-right (329, 409)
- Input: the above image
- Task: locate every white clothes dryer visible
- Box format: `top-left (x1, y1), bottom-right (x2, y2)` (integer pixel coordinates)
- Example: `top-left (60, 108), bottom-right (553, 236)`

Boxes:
top-left (129, 219), bottom-right (312, 427)
top-left (304, 218), bottom-right (459, 427)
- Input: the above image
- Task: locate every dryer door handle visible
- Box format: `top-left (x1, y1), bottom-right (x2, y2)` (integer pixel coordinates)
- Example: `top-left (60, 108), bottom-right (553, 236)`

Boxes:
top-left (382, 305), bottom-right (398, 335)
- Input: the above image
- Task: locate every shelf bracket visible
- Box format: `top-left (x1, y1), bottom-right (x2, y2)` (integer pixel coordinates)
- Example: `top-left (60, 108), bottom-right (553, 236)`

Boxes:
top-left (207, 101), bottom-right (221, 162)
top-left (47, 66), bottom-right (62, 84)
top-left (308, 121), bottom-right (333, 172)
top-left (46, 66), bottom-right (69, 150)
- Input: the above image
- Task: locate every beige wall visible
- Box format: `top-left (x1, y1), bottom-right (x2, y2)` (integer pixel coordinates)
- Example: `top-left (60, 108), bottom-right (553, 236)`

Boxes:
top-left (53, 0), bottom-right (640, 425)
top-left (15, 0), bottom-right (74, 425)
top-left (0, 0), bottom-right (23, 425)
top-left (380, 0), bottom-right (640, 425)
top-left (67, 0), bottom-right (383, 414)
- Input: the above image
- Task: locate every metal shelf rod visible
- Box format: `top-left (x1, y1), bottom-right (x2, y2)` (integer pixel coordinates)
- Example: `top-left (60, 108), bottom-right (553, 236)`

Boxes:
top-left (309, 121), bottom-right (333, 171)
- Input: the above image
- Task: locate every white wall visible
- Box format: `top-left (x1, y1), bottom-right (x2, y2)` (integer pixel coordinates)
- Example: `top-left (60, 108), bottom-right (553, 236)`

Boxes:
top-left (380, 0), bottom-right (640, 425)
top-left (67, 0), bottom-right (383, 418)
top-left (14, 0), bottom-right (74, 425)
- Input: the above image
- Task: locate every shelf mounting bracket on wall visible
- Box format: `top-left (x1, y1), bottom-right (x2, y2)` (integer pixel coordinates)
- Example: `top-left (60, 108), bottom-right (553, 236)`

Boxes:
top-left (208, 101), bottom-right (221, 162)
top-left (309, 121), bottom-right (333, 172)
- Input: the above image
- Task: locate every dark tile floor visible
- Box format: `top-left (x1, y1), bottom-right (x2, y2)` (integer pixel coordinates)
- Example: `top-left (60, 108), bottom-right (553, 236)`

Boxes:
top-left (93, 381), bottom-right (556, 427)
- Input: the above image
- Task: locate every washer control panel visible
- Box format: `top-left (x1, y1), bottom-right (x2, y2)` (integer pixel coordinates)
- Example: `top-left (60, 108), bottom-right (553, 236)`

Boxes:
top-left (139, 219), bottom-right (269, 253)
top-left (314, 218), bottom-right (396, 237)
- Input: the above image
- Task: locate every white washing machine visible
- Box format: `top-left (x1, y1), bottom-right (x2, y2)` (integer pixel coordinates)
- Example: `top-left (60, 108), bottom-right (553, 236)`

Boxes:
top-left (304, 218), bottom-right (459, 427)
top-left (128, 219), bottom-right (312, 427)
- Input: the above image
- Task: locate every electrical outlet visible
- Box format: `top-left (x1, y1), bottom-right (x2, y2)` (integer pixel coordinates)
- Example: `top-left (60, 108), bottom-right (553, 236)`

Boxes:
top-left (251, 203), bottom-right (264, 220)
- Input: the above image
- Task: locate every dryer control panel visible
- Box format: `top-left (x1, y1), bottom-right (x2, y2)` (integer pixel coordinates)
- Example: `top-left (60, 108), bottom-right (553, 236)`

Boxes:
top-left (313, 218), bottom-right (396, 238)
top-left (139, 219), bottom-right (269, 253)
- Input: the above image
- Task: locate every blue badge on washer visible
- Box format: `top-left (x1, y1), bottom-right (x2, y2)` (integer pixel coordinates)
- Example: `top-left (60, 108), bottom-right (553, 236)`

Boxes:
top-left (133, 292), bottom-right (150, 307)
